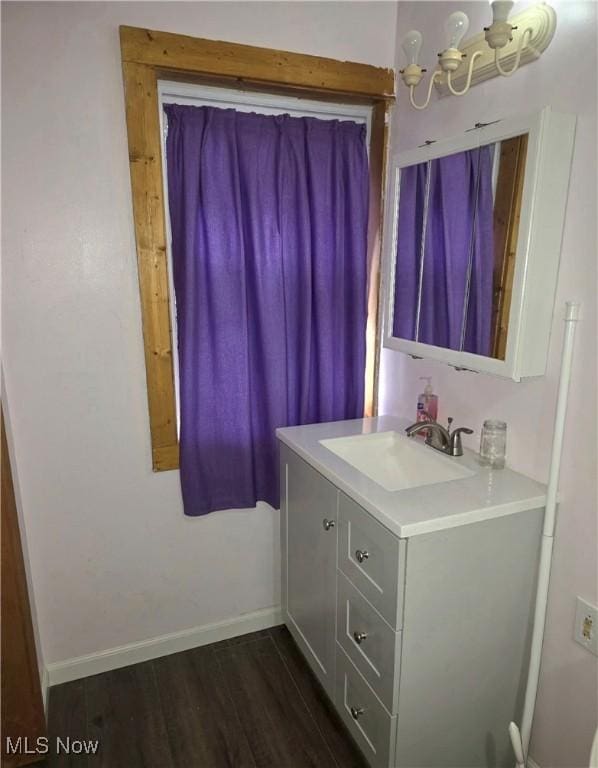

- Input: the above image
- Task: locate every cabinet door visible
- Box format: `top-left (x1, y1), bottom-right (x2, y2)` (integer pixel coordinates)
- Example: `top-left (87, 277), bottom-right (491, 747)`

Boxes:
top-left (282, 446), bottom-right (338, 699)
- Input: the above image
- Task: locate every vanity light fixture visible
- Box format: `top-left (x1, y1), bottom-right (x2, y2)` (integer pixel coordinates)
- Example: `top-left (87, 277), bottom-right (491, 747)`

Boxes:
top-left (400, 1), bottom-right (555, 110)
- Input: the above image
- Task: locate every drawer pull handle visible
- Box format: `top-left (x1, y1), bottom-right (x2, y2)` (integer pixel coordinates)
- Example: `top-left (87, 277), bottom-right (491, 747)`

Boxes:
top-left (350, 706), bottom-right (365, 720)
top-left (353, 631), bottom-right (368, 645)
top-left (355, 549), bottom-right (369, 563)
top-left (322, 518), bottom-right (335, 531)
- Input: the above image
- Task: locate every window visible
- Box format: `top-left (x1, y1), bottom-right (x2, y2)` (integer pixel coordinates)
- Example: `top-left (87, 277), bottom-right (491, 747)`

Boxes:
top-left (119, 25), bottom-right (394, 470)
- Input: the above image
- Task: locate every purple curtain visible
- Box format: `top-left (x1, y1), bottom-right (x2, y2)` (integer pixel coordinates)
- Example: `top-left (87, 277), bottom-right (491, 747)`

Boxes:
top-left (392, 145), bottom-right (494, 355)
top-left (392, 161), bottom-right (427, 340)
top-left (462, 145), bottom-right (495, 356)
top-left (165, 105), bottom-right (369, 516)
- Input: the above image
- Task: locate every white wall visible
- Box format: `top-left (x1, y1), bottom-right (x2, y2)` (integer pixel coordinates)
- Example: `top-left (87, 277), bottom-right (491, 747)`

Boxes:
top-left (382, 3), bottom-right (597, 767)
top-left (1, 1), bottom-right (397, 665)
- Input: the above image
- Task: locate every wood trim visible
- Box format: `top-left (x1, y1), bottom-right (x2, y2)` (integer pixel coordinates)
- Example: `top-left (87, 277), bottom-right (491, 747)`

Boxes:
top-left (122, 61), bottom-right (178, 460)
top-left (1, 407), bottom-right (46, 767)
top-left (120, 27), bottom-right (395, 100)
top-left (120, 26), bottom-right (394, 470)
top-left (365, 102), bottom-right (391, 417)
top-left (152, 443), bottom-right (180, 472)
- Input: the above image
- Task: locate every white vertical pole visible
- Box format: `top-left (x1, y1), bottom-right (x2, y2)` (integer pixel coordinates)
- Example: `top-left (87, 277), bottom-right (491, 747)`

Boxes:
top-left (510, 301), bottom-right (580, 767)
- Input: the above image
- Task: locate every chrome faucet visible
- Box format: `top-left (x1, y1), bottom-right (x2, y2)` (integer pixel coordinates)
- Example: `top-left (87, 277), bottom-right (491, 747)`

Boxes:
top-left (405, 417), bottom-right (473, 457)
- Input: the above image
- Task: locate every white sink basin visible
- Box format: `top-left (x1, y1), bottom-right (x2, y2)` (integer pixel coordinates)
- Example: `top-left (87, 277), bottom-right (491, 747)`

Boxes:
top-left (319, 430), bottom-right (475, 492)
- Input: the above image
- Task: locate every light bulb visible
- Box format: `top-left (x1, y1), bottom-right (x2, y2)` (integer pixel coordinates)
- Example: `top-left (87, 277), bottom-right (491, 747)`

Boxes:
top-left (444, 11), bottom-right (469, 50)
top-left (402, 30), bottom-right (423, 67)
top-left (491, 0), bottom-right (514, 24)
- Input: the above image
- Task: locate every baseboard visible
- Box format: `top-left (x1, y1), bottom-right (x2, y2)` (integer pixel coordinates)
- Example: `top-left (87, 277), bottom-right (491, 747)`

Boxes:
top-left (46, 605), bottom-right (282, 687)
top-left (527, 757), bottom-right (541, 768)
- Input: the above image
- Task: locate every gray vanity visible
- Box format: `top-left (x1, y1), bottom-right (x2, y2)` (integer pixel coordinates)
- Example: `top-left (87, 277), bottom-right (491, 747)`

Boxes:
top-left (277, 416), bottom-right (546, 768)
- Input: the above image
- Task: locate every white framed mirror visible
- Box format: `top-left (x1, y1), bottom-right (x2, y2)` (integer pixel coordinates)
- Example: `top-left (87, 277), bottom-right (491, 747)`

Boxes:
top-left (383, 107), bottom-right (576, 380)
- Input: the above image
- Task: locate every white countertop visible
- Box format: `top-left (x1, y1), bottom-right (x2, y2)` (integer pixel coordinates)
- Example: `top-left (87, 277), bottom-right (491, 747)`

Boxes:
top-left (276, 416), bottom-right (546, 538)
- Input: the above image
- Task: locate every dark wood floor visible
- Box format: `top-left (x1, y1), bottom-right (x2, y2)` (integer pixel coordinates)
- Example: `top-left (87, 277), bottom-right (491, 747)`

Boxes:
top-left (44, 625), bottom-right (367, 767)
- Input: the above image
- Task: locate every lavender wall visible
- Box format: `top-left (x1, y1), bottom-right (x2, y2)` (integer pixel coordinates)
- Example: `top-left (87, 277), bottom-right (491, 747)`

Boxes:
top-left (381, 3), bottom-right (597, 766)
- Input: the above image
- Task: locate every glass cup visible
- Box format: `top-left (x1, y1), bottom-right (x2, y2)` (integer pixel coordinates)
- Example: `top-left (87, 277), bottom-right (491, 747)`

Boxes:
top-left (479, 420), bottom-right (507, 469)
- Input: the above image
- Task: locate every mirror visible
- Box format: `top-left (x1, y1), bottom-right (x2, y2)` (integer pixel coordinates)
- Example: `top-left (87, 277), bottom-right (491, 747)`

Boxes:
top-left (391, 135), bottom-right (527, 361)
top-left (384, 108), bottom-right (576, 380)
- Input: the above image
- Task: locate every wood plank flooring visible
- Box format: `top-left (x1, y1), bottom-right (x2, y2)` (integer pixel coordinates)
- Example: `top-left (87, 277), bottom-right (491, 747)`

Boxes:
top-left (44, 625), bottom-right (368, 768)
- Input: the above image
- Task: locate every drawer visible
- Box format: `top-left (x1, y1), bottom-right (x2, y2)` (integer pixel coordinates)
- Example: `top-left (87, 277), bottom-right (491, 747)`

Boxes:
top-left (338, 492), bottom-right (406, 628)
top-left (337, 571), bottom-right (401, 713)
top-left (335, 644), bottom-right (397, 768)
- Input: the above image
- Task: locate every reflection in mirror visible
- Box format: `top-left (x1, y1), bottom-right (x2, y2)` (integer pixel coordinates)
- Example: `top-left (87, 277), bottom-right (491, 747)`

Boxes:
top-left (489, 134), bottom-right (528, 359)
top-left (392, 134), bottom-right (527, 360)
top-left (392, 162), bottom-right (428, 343)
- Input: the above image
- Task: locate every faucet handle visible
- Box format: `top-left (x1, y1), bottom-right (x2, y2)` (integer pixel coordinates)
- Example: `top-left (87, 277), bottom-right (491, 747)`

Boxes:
top-left (449, 427), bottom-right (474, 457)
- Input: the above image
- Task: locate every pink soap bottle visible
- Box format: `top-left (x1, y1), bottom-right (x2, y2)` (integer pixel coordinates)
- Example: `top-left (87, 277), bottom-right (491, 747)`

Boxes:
top-left (416, 377), bottom-right (438, 428)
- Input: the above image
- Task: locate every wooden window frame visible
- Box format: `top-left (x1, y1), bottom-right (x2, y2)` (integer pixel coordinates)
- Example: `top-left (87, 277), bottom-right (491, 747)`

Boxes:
top-left (119, 26), bottom-right (395, 471)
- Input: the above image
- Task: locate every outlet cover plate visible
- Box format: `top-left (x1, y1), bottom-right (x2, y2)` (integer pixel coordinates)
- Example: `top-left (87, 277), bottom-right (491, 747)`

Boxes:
top-left (574, 596), bottom-right (598, 657)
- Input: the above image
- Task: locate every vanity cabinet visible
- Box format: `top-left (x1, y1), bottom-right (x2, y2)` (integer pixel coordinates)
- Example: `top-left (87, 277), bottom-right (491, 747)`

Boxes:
top-left (279, 440), bottom-right (544, 768)
top-left (282, 446), bottom-right (338, 700)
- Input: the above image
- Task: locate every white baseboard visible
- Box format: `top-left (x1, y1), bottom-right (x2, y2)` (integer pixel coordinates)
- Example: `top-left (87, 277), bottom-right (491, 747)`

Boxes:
top-left (46, 605), bottom-right (282, 687)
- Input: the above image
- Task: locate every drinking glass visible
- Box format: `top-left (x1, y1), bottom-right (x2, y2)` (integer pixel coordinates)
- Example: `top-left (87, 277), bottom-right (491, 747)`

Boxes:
top-left (479, 420), bottom-right (507, 469)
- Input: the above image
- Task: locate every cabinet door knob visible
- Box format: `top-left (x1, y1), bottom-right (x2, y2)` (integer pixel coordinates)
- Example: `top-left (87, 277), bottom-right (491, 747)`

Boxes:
top-left (353, 631), bottom-right (368, 645)
top-left (355, 549), bottom-right (369, 563)
top-left (322, 518), bottom-right (335, 531)
top-left (350, 706), bottom-right (365, 720)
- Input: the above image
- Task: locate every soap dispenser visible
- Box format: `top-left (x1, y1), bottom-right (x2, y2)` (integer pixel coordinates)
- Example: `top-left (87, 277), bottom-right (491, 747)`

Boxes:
top-left (416, 377), bottom-right (438, 424)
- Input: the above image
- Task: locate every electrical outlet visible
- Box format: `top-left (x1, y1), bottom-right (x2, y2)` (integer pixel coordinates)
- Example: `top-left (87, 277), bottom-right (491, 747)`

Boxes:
top-left (574, 597), bottom-right (598, 656)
